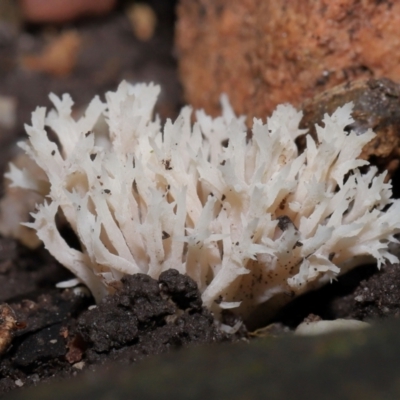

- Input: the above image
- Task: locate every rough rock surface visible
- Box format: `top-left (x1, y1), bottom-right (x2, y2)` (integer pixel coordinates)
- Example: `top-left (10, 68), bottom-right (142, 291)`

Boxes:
top-left (176, 0), bottom-right (400, 122)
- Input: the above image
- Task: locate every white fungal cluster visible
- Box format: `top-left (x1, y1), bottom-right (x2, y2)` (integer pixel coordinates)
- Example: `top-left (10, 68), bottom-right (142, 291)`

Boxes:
top-left (5, 81), bottom-right (400, 320)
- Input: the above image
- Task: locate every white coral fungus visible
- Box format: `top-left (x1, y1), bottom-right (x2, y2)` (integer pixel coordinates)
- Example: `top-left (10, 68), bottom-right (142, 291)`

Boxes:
top-left (7, 81), bottom-right (400, 320)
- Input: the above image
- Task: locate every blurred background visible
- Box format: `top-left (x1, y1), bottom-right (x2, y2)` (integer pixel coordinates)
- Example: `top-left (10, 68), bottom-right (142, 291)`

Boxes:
top-left (0, 0), bottom-right (180, 176)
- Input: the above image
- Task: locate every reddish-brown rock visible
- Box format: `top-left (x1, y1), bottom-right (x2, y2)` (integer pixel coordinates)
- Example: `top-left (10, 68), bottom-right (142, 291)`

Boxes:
top-left (19, 0), bottom-right (116, 23)
top-left (176, 0), bottom-right (400, 121)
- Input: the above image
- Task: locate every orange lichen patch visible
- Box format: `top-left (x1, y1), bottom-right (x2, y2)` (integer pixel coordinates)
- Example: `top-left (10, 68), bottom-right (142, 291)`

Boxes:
top-left (176, 0), bottom-right (400, 122)
top-left (21, 30), bottom-right (81, 77)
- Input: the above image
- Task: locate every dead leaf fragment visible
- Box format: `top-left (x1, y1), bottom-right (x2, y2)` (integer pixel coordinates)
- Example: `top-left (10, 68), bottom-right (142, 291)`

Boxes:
top-left (65, 335), bottom-right (85, 364)
top-left (0, 304), bottom-right (25, 356)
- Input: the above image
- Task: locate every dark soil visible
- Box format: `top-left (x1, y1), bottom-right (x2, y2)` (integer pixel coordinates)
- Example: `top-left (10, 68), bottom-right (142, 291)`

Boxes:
top-left (273, 263), bottom-right (400, 328)
top-left (0, 265), bottom-right (238, 395)
top-left (0, 0), bottom-right (400, 397)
